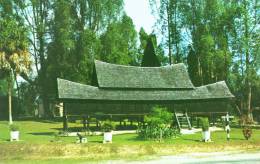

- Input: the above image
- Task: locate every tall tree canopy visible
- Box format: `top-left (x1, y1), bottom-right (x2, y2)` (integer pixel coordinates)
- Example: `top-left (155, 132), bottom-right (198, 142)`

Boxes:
top-left (100, 14), bottom-right (138, 65)
top-left (141, 36), bottom-right (161, 67)
top-left (11, 0), bottom-right (124, 116)
top-left (139, 28), bottom-right (167, 66)
top-left (149, 0), bottom-right (259, 118)
top-left (149, 0), bottom-right (183, 64)
top-left (0, 1), bottom-right (31, 123)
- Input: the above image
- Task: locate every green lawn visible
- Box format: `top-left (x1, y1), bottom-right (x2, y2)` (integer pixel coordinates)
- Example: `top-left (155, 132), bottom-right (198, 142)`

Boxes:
top-left (0, 120), bottom-right (260, 163)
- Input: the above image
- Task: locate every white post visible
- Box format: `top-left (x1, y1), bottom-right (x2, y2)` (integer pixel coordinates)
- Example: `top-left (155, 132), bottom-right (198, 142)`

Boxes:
top-left (225, 112), bottom-right (230, 141)
top-left (226, 112), bottom-right (230, 122)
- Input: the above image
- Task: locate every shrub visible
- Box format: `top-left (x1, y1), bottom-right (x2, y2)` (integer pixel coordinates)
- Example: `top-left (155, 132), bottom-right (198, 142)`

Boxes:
top-left (9, 124), bottom-right (20, 131)
top-left (242, 126), bottom-right (252, 140)
top-left (137, 106), bottom-right (178, 141)
top-left (144, 106), bottom-right (172, 127)
top-left (200, 117), bottom-right (209, 131)
top-left (240, 115), bottom-right (253, 140)
top-left (101, 120), bottom-right (115, 132)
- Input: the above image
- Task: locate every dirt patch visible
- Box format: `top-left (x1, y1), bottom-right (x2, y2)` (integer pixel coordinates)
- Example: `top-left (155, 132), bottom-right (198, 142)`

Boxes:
top-left (0, 142), bottom-right (260, 160)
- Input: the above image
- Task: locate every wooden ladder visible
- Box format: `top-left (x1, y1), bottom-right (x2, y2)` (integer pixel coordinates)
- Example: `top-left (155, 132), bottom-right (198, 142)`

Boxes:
top-left (174, 110), bottom-right (192, 130)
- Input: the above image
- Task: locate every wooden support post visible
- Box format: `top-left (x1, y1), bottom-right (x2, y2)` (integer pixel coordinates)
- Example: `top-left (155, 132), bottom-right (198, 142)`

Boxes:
top-left (124, 119), bottom-right (127, 127)
top-left (83, 116), bottom-right (87, 130)
top-left (87, 115), bottom-right (90, 129)
top-left (190, 114), bottom-right (193, 127)
top-left (212, 114), bottom-right (216, 126)
top-left (96, 120), bottom-right (99, 128)
top-left (63, 102), bottom-right (68, 131)
top-left (196, 117), bottom-right (199, 128)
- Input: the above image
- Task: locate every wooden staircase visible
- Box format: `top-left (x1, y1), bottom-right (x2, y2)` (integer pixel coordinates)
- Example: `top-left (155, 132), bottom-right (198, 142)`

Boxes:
top-left (174, 110), bottom-right (192, 130)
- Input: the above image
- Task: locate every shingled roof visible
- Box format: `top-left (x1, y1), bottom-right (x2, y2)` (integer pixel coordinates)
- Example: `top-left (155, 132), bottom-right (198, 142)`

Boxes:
top-left (57, 79), bottom-right (234, 101)
top-left (94, 60), bottom-right (194, 89)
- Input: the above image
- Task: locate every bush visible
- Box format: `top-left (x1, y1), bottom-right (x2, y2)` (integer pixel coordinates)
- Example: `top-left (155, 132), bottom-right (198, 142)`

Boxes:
top-left (9, 124), bottom-right (20, 131)
top-left (200, 117), bottom-right (209, 131)
top-left (240, 115), bottom-right (253, 140)
top-left (144, 106), bottom-right (172, 127)
top-left (242, 126), bottom-right (252, 140)
top-left (137, 125), bottom-right (178, 141)
top-left (101, 120), bottom-right (115, 132)
top-left (137, 106), bottom-right (178, 141)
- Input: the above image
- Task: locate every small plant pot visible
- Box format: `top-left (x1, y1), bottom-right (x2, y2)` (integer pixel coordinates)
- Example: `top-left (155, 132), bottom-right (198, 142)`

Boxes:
top-left (202, 130), bottom-right (210, 142)
top-left (103, 132), bottom-right (112, 143)
top-left (10, 131), bottom-right (19, 141)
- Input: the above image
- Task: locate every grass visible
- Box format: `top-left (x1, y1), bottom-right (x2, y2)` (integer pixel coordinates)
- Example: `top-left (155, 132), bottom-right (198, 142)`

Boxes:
top-left (0, 119), bottom-right (260, 163)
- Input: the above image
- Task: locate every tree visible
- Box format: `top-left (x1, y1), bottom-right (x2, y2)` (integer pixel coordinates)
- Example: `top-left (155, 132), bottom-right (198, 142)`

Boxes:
top-left (141, 37), bottom-right (160, 67)
top-left (13, 0), bottom-right (52, 116)
top-left (46, 0), bottom-right (76, 99)
top-left (100, 14), bottom-right (138, 65)
top-left (70, 0), bottom-right (123, 82)
top-left (71, 0), bottom-right (124, 33)
top-left (182, 0), bottom-right (233, 86)
top-left (227, 0), bottom-right (259, 119)
top-left (240, 0), bottom-right (259, 120)
top-left (12, 0), bottom-right (124, 116)
top-left (0, 13), bottom-right (31, 124)
top-left (139, 28), bottom-right (167, 66)
top-left (149, 0), bottom-right (183, 64)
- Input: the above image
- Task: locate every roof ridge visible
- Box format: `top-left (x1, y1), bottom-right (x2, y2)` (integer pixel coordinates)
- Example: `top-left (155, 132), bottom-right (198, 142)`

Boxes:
top-left (94, 60), bottom-right (185, 69)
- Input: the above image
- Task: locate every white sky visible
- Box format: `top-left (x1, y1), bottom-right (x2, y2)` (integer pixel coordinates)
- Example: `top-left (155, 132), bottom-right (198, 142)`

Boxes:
top-left (124, 0), bottom-right (156, 34)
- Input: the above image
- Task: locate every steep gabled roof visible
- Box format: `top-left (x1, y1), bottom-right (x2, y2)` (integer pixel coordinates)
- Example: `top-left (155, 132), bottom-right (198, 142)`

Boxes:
top-left (57, 79), bottom-right (234, 101)
top-left (94, 60), bottom-right (194, 89)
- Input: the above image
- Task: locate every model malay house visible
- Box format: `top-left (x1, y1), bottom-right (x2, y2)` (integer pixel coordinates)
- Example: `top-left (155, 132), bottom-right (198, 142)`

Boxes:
top-left (57, 60), bottom-right (235, 130)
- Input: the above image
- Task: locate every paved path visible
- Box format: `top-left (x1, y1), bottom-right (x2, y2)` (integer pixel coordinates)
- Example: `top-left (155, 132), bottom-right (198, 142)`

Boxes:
top-left (105, 151), bottom-right (260, 164)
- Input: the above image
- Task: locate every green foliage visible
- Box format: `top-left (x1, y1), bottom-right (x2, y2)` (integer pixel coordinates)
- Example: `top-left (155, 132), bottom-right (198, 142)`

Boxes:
top-left (199, 117), bottom-right (209, 131)
top-left (1, 0), bottom-right (258, 120)
top-left (0, 79), bottom-right (8, 95)
top-left (138, 125), bottom-right (177, 141)
top-left (9, 124), bottom-right (19, 131)
top-left (149, 0), bottom-right (183, 64)
top-left (19, 82), bottom-right (37, 115)
top-left (144, 106), bottom-right (172, 127)
top-left (139, 29), bottom-right (167, 66)
top-left (100, 14), bottom-right (138, 66)
top-left (101, 120), bottom-right (115, 132)
top-left (0, 15), bottom-right (30, 77)
top-left (138, 106), bottom-right (178, 140)
top-left (141, 37), bottom-right (161, 67)
top-left (9, 0), bottom-right (124, 117)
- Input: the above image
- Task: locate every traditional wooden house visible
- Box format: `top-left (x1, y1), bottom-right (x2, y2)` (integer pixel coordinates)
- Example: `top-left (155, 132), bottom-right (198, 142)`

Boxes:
top-left (57, 60), bottom-right (235, 129)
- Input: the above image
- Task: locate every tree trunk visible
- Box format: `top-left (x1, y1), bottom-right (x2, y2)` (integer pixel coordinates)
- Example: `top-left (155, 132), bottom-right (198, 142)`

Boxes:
top-left (174, 0), bottom-right (179, 63)
top-left (243, 0), bottom-right (253, 121)
top-left (166, 5), bottom-right (173, 65)
top-left (247, 83), bottom-right (253, 120)
top-left (35, 0), bottom-right (51, 118)
top-left (8, 78), bottom-right (13, 125)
